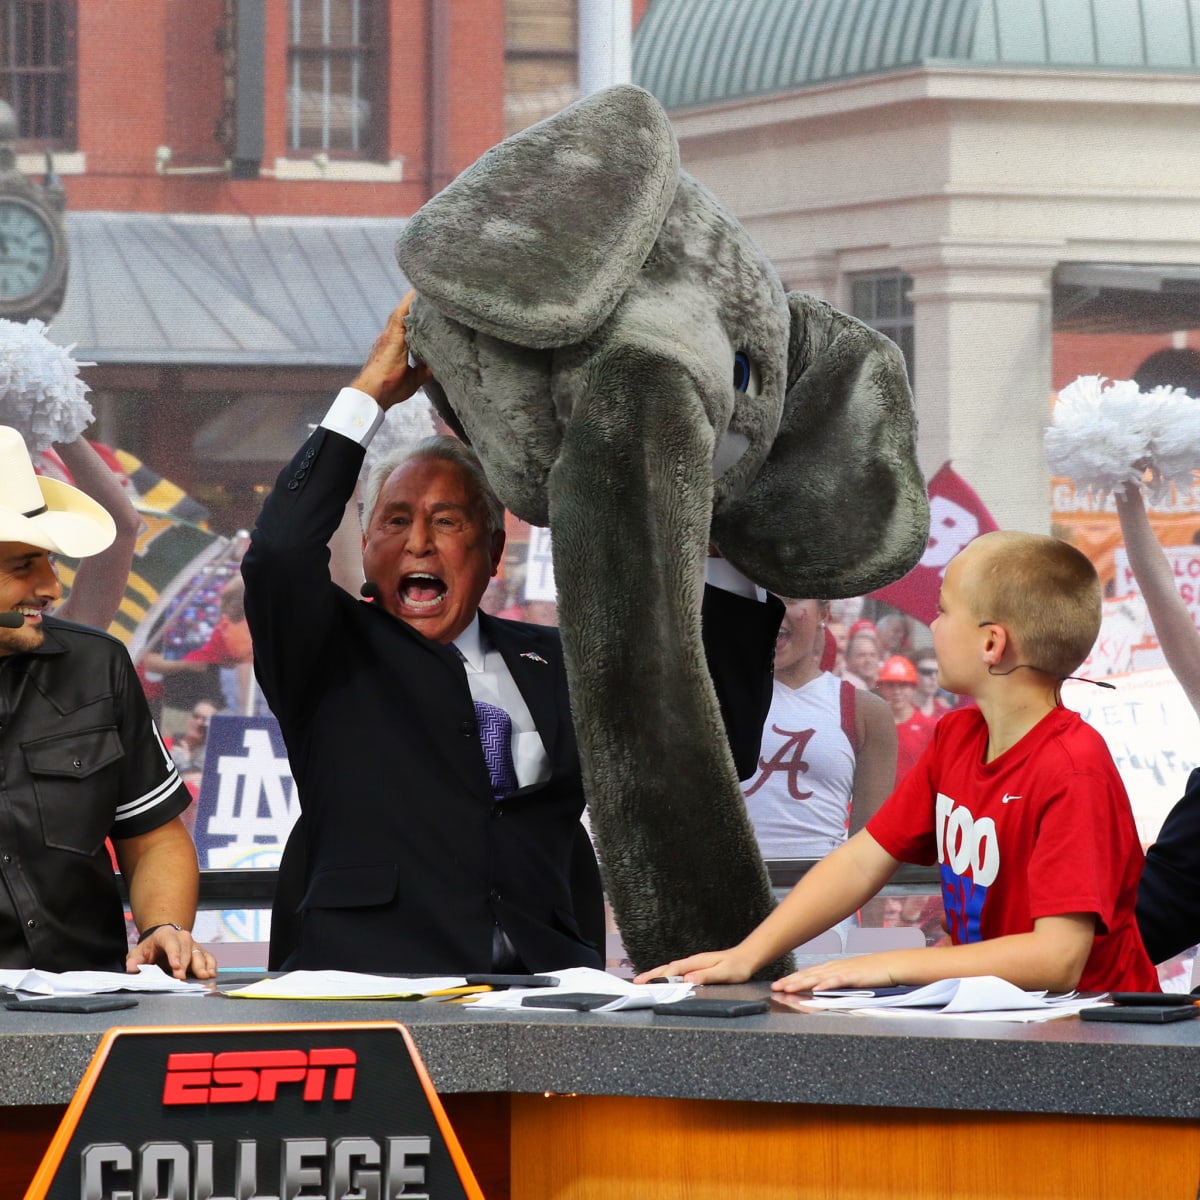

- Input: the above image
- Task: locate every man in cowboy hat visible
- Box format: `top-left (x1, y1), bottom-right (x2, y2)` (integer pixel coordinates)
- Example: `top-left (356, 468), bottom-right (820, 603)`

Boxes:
top-left (0, 424), bottom-right (214, 978)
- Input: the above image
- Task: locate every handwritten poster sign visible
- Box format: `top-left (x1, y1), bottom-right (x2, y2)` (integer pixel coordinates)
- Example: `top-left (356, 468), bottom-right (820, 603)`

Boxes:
top-left (1063, 669), bottom-right (1200, 846)
top-left (1113, 545), bottom-right (1200, 623)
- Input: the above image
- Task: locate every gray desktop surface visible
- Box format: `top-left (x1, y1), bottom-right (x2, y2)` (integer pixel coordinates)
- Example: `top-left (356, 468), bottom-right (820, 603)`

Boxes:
top-left (0, 978), bottom-right (1197, 1119)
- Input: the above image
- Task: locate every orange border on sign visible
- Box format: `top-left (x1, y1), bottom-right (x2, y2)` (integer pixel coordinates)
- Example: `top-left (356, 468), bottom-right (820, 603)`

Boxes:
top-left (395, 1023), bottom-right (486, 1199)
top-left (24, 1022), bottom-right (484, 1200)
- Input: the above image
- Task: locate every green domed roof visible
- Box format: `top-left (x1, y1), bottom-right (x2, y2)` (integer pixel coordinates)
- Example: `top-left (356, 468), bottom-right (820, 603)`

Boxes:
top-left (633, 0), bottom-right (1200, 110)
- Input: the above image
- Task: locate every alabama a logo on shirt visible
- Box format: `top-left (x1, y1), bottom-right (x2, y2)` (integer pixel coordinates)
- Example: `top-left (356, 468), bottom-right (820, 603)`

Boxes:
top-left (743, 726), bottom-right (818, 800)
top-left (935, 792), bottom-right (999, 943)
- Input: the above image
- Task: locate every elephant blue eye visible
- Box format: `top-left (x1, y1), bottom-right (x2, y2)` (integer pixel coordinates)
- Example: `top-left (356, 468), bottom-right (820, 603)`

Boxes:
top-left (733, 352), bottom-right (751, 392)
top-left (733, 351), bottom-right (759, 395)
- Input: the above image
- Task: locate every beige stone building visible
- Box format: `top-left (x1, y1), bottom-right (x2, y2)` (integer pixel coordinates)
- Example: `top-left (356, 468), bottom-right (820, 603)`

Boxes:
top-left (634, 0), bottom-right (1200, 533)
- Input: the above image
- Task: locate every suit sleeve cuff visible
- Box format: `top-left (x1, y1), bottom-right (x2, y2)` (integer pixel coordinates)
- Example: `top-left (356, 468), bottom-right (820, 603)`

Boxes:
top-left (320, 387), bottom-right (386, 446)
top-left (705, 556), bottom-right (767, 603)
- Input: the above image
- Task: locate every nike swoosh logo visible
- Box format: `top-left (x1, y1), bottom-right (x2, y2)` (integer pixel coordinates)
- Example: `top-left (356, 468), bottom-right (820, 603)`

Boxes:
top-left (1002, 793), bottom-right (1022, 804)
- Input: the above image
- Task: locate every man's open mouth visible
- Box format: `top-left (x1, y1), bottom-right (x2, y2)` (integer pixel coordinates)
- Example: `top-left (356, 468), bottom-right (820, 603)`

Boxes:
top-left (400, 572), bottom-right (447, 610)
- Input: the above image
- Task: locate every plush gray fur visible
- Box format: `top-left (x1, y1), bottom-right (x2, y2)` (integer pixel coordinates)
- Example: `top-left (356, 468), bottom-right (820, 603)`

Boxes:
top-left (712, 292), bottom-right (930, 597)
top-left (396, 85), bottom-right (928, 975)
top-left (399, 85), bottom-right (679, 351)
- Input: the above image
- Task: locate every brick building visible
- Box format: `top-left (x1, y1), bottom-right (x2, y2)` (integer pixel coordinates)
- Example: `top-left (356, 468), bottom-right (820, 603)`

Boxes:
top-left (2, 0), bottom-right (642, 532)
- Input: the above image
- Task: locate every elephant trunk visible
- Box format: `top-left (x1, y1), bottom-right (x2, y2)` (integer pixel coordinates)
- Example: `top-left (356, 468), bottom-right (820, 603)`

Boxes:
top-left (548, 345), bottom-right (792, 978)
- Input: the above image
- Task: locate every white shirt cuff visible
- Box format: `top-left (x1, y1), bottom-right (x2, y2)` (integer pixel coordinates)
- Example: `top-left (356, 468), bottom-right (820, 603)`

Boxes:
top-left (705, 556), bottom-right (767, 602)
top-left (320, 387), bottom-right (385, 446)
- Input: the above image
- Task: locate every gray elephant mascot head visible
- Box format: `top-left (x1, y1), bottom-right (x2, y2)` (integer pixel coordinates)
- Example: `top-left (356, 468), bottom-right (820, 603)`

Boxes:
top-left (396, 85), bottom-right (928, 977)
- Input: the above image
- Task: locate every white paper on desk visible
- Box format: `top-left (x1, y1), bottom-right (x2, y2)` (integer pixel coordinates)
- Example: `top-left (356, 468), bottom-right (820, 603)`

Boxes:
top-left (0, 964), bottom-right (206, 996)
top-left (467, 966), bottom-right (692, 1011)
top-left (805, 976), bottom-right (1088, 1016)
top-left (854, 996), bottom-right (1100, 1023)
top-left (224, 971), bottom-right (468, 1000)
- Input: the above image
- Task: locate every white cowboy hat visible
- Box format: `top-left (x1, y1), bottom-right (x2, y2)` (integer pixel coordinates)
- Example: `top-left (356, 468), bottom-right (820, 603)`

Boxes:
top-left (0, 425), bottom-right (116, 558)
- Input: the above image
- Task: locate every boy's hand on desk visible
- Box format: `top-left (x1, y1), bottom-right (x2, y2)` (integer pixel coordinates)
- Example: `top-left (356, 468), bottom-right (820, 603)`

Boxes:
top-left (634, 949), bottom-right (755, 986)
top-left (771, 954), bottom-right (898, 994)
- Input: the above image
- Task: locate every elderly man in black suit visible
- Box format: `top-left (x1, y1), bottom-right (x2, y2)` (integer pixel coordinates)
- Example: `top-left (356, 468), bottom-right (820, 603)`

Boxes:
top-left (244, 296), bottom-right (780, 974)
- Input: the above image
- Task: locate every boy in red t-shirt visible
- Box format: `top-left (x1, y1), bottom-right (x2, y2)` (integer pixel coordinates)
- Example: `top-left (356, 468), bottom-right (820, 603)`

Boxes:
top-left (638, 531), bottom-right (1158, 995)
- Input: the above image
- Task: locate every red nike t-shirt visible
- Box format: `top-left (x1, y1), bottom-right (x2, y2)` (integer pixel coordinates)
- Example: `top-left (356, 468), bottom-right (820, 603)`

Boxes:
top-left (868, 705), bottom-right (1158, 993)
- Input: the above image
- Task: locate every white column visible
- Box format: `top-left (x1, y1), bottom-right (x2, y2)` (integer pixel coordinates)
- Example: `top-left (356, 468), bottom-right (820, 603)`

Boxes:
top-left (578, 0), bottom-right (632, 97)
top-left (900, 243), bottom-right (1062, 535)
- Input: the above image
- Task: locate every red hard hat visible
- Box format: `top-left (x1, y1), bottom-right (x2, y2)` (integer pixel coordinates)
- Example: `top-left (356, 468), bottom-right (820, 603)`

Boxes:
top-left (877, 655), bottom-right (918, 684)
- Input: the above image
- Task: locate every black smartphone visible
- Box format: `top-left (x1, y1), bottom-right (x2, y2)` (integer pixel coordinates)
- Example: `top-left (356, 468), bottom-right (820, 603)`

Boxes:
top-left (520, 992), bottom-right (615, 1011)
top-left (6, 995), bottom-right (140, 1014)
top-left (652, 998), bottom-right (769, 1018)
top-left (1080, 1004), bottom-right (1198, 1024)
top-left (464, 974), bottom-right (559, 988)
top-left (1109, 992), bottom-right (1195, 1006)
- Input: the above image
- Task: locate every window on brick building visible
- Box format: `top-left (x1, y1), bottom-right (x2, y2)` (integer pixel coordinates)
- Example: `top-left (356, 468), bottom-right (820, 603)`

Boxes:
top-left (287, 0), bottom-right (379, 156)
top-left (0, 0), bottom-right (74, 147)
top-left (850, 270), bottom-right (915, 384)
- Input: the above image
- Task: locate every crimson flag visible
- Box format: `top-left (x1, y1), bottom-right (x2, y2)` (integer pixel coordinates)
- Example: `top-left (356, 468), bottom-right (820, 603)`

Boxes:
top-left (870, 462), bottom-right (998, 625)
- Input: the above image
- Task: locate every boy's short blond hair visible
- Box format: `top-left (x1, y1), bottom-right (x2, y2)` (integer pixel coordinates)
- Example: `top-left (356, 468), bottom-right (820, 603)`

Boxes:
top-left (960, 531), bottom-right (1100, 678)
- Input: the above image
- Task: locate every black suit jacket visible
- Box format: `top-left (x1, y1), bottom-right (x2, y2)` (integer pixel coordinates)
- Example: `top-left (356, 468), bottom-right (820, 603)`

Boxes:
top-left (245, 425), bottom-right (779, 974)
top-left (1137, 766), bottom-right (1200, 965)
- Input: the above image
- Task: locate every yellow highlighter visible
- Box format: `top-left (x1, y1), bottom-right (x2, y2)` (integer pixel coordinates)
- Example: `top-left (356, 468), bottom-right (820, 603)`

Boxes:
top-left (419, 985), bottom-right (494, 1004)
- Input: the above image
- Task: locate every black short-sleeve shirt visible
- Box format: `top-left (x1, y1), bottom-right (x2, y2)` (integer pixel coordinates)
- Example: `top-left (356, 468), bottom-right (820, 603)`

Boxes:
top-left (0, 618), bottom-right (191, 970)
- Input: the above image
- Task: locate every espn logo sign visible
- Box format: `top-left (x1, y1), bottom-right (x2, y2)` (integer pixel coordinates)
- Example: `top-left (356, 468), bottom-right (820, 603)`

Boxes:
top-left (162, 1048), bottom-right (357, 1105)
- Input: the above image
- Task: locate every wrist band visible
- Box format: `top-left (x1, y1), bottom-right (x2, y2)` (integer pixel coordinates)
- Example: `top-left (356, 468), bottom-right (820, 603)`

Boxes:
top-left (137, 922), bottom-right (184, 944)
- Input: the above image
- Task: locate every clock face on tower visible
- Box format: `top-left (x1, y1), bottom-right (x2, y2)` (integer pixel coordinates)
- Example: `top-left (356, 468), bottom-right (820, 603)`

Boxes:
top-left (0, 197), bottom-right (55, 303)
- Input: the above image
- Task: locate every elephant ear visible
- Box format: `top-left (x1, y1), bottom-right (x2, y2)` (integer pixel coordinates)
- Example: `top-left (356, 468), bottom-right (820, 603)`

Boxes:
top-left (711, 292), bottom-right (930, 598)
top-left (395, 84), bottom-right (678, 350)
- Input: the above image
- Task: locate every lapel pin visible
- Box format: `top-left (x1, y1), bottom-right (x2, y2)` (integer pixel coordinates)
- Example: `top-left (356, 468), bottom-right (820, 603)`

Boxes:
top-left (520, 651), bottom-right (549, 665)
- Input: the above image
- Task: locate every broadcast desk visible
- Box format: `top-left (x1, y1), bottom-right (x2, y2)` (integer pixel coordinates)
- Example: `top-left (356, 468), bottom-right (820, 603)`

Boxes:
top-left (3, 983), bottom-right (1199, 1200)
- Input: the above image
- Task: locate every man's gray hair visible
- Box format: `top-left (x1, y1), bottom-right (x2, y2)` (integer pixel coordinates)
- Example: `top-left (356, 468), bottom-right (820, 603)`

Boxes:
top-left (360, 435), bottom-right (505, 536)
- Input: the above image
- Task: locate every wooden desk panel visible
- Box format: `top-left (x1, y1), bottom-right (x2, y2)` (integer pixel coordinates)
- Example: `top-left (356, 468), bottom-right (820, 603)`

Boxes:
top-left (2, 1107), bottom-right (64, 1200)
top-left (511, 1094), bottom-right (1200, 1200)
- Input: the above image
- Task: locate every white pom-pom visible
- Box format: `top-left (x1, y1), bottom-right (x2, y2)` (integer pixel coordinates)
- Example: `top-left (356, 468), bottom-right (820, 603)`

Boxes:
top-left (1046, 374), bottom-right (1200, 500)
top-left (1045, 376), bottom-right (1148, 497)
top-left (0, 318), bottom-right (95, 453)
top-left (1142, 385), bottom-right (1200, 500)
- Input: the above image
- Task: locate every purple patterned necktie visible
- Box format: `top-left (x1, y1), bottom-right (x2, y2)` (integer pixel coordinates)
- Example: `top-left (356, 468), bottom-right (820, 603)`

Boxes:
top-left (474, 700), bottom-right (518, 801)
